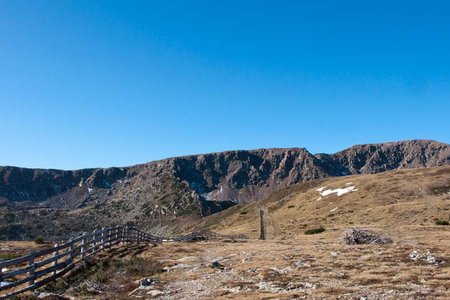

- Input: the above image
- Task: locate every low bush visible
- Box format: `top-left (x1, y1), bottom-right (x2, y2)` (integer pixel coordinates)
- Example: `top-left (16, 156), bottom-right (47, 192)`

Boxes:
top-left (42, 257), bottom-right (164, 294)
top-left (34, 236), bottom-right (44, 244)
top-left (435, 220), bottom-right (449, 226)
top-left (123, 257), bottom-right (164, 276)
top-left (304, 227), bottom-right (325, 235)
top-left (0, 252), bottom-right (20, 260)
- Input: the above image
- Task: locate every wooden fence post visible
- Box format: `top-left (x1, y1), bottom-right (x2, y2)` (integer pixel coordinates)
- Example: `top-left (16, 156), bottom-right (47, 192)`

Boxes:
top-left (28, 252), bottom-right (36, 287)
top-left (105, 227), bottom-right (110, 249)
top-left (100, 227), bottom-right (105, 251)
top-left (68, 238), bottom-right (74, 265)
top-left (259, 209), bottom-right (265, 240)
top-left (80, 232), bottom-right (87, 259)
top-left (52, 244), bottom-right (59, 276)
top-left (92, 230), bottom-right (97, 254)
top-left (127, 227), bottom-right (131, 243)
top-left (109, 227), bottom-right (113, 248)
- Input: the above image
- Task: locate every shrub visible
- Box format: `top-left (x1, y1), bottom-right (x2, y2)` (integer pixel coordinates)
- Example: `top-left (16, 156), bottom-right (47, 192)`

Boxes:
top-left (124, 257), bottom-right (163, 276)
top-left (304, 227), bottom-right (325, 235)
top-left (435, 220), bottom-right (449, 226)
top-left (91, 269), bottom-right (108, 283)
top-left (34, 236), bottom-right (44, 244)
top-left (0, 253), bottom-right (20, 260)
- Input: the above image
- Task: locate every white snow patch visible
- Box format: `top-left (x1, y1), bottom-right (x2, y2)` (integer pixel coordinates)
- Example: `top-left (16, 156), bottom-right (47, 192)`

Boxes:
top-left (316, 187), bottom-right (326, 192)
top-left (316, 197), bottom-right (322, 201)
top-left (345, 182), bottom-right (353, 186)
top-left (319, 186), bottom-right (358, 197)
top-left (330, 207), bottom-right (338, 212)
top-left (1, 267), bottom-right (8, 273)
top-left (88, 188), bottom-right (93, 193)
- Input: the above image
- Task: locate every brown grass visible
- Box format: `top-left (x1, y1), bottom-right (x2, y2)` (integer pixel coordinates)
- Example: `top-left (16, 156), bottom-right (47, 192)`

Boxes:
top-left (199, 166), bottom-right (450, 239)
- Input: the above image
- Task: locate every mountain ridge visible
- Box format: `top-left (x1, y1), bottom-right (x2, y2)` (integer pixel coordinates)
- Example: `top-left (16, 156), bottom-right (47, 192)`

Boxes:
top-left (0, 139), bottom-right (449, 239)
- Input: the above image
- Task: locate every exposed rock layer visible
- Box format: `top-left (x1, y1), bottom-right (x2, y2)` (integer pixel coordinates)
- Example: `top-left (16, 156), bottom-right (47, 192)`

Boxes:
top-left (0, 139), bottom-right (449, 239)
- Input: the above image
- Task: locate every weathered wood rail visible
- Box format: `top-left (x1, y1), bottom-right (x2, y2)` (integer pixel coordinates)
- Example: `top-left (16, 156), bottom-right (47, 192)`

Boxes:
top-left (0, 227), bottom-right (246, 299)
top-left (0, 226), bottom-right (163, 299)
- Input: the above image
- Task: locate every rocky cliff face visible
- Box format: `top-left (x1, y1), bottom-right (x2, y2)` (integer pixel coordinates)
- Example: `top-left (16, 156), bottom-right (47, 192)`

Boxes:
top-left (0, 140), bottom-right (449, 239)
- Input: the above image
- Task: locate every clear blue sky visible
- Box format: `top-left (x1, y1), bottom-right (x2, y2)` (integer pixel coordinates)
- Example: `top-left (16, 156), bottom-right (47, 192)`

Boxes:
top-left (1, 1), bottom-right (449, 170)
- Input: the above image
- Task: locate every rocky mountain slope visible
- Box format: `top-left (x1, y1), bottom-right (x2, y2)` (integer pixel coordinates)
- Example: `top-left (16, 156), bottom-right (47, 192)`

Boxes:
top-left (0, 139), bottom-right (449, 239)
top-left (199, 165), bottom-right (450, 239)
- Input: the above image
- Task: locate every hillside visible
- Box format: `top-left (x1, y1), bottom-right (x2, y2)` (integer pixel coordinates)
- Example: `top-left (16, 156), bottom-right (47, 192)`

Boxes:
top-left (199, 166), bottom-right (450, 238)
top-left (1, 164), bottom-right (450, 299)
top-left (0, 139), bottom-right (449, 240)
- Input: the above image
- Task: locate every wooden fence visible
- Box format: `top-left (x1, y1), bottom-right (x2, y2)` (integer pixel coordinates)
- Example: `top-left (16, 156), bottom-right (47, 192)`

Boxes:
top-left (0, 226), bottom-right (161, 299)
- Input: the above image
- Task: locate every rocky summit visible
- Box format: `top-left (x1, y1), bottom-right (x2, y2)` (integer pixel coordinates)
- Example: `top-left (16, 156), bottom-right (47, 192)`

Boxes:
top-left (0, 139), bottom-right (449, 239)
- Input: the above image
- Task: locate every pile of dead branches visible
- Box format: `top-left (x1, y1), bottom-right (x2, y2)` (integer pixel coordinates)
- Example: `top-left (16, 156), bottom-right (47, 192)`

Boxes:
top-left (343, 228), bottom-right (392, 245)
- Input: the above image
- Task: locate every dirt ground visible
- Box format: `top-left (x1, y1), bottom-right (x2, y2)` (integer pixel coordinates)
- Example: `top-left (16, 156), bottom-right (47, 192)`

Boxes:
top-left (128, 226), bottom-right (449, 300)
top-left (1, 225), bottom-right (449, 299)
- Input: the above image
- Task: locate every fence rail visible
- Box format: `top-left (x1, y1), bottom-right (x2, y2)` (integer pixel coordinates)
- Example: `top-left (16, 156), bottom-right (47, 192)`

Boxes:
top-left (0, 227), bottom-right (246, 299)
top-left (0, 226), bottom-right (162, 299)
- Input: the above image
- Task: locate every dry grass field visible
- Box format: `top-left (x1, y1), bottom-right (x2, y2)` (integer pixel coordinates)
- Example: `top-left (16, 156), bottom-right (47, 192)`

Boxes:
top-left (2, 166), bottom-right (449, 299)
top-left (3, 231), bottom-right (449, 299)
top-left (134, 230), bottom-right (449, 299)
top-left (199, 166), bottom-right (450, 239)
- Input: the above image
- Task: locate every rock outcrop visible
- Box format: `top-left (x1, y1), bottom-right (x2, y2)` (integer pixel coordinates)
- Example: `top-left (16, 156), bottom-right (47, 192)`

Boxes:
top-left (0, 139), bottom-right (449, 239)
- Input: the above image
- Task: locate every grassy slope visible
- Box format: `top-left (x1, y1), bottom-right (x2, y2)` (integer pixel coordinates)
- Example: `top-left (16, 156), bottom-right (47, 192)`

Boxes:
top-left (197, 166), bottom-right (450, 239)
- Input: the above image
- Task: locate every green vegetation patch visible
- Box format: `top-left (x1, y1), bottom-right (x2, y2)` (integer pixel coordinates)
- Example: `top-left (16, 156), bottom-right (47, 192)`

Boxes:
top-left (34, 236), bottom-right (45, 244)
top-left (0, 252), bottom-right (20, 261)
top-left (435, 220), bottom-right (449, 226)
top-left (304, 226), bottom-right (326, 235)
top-left (41, 256), bottom-right (164, 295)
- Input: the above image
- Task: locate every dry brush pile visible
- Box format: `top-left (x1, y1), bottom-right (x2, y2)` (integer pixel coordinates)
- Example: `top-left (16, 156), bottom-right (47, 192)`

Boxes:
top-left (343, 227), bottom-right (392, 245)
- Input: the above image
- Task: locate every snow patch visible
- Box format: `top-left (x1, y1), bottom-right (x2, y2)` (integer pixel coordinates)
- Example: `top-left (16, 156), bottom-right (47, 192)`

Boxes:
top-left (316, 187), bottom-right (326, 192)
top-left (318, 186), bottom-right (358, 197)
top-left (330, 207), bottom-right (338, 212)
top-left (88, 188), bottom-right (93, 194)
